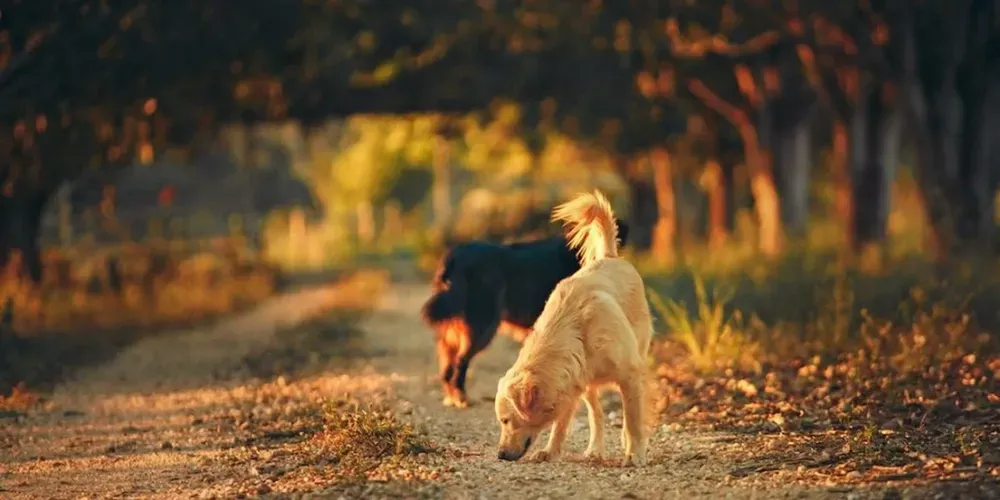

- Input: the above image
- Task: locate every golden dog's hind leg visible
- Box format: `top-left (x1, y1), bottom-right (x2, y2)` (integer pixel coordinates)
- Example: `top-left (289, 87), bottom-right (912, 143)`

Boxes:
top-left (528, 403), bottom-right (576, 462)
top-left (582, 386), bottom-right (605, 459)
top-left (619, 373), bottom-right (649, 467)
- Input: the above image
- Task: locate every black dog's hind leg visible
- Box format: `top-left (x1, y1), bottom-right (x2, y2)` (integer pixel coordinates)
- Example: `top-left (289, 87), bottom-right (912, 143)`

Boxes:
top-left (449, 328), bottom-right (496, 408)
top-left (449, 293), bottom-right (502, 408)
top-left (436, 334), bottom-right (458, 406)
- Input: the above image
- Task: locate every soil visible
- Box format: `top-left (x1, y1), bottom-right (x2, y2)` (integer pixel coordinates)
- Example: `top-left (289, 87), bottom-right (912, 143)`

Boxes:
top-left (1, 276), bottom-right (992, 499)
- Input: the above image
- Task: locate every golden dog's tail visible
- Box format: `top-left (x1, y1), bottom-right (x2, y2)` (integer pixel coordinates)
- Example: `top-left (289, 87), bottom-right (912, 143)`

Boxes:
top-left (552, 190), bottom-right (620, 267)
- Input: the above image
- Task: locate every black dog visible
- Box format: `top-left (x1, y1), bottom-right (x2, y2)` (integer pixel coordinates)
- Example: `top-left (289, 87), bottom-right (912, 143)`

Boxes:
top-left (420, 219), bottom-right (630, 407)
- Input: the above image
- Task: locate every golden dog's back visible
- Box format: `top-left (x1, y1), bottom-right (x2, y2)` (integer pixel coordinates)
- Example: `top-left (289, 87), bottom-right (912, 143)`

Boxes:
top-left (528, 258), bottom-right (651, 361)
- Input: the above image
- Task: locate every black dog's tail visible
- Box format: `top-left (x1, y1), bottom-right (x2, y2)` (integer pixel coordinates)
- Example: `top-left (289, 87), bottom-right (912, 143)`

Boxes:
top-left (420, 253), bottom-right (466, 328)
top-left (421, 289), bottom-right (464, 327)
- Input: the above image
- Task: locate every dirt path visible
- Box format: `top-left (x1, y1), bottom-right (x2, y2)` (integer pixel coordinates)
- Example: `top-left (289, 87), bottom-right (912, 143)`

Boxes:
top-left (1, 279), bottom-right (940, 499)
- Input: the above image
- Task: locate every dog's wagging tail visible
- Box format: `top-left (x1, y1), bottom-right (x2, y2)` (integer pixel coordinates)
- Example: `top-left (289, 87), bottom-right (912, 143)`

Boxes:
top-left (551, 190), bottom-right (620, 267)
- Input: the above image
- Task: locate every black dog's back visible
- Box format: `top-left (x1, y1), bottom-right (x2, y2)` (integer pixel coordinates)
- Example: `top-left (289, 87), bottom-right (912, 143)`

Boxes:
top-left (422, 218), bottom-right (630, 330)
top-left (495, 238), bottom-right (580, 327)
top-left (421, 238), bottom-right (579, 328)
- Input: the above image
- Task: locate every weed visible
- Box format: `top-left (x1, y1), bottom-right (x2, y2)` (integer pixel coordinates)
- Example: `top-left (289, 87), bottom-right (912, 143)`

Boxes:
top-left (310, 399), bottom-right (437, 484)
top-left (648, 275), bottom-right (761, 374)
top-left (0, 382), bottom-right (40, 412)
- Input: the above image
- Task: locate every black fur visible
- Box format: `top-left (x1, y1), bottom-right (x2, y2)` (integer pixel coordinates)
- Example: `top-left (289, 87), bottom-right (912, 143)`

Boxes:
top-left (421, 218), bottom-right (630, 407)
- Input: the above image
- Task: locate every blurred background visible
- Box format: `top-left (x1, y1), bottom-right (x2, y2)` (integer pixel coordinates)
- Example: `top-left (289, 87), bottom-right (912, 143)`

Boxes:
top-left (1, 1), bottom-right (998, 394)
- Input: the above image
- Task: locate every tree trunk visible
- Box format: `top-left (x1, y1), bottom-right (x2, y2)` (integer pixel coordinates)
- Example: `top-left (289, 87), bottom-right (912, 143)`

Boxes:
top-left (649, 147), bottom-right (676, 266)
top-left (0, 192), bottom-right (49, 283)
top-left (687, 78), bottom-right (783, 256)
top-left (356, 200), bottom-right (375, 248)
top-left (850, 84), bottom-right (900, 250)
top-left (899, 0), bottom-right (997, 259)
top-left (432, 136), bottom-right (453, 230)
top-left (774, 119), bottom-right (812, 236)
top-left (878, 92), bottom-right (904, 241)
top-left (955, 71), bottom-right (997, 248)
top-left (831, 120), bottom-right (854, 249)
top-left (910, 86), bottom-right (964, 259)
top-left (704, 158), bottom-right (730, 248)
top-left (739, 123), bottom-right (782, 256)
top-left (983, 81), bottom-right (1000, 250)
top-left (625, 161), bottom-right (657, 252)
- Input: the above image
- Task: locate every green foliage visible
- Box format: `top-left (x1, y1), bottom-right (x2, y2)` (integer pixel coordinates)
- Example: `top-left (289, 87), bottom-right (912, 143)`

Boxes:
top-left (298, 116), bottom-right (436, 211)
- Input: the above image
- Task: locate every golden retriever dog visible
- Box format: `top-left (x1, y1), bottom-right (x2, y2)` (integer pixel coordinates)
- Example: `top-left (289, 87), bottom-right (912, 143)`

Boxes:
top-left (494, 190), bottom-right (654, 467)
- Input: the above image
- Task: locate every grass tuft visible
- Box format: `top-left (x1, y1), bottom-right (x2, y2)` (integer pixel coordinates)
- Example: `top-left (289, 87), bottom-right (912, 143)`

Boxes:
top-left (649, 275), bottom-right (761, 374)
top-left (310, 399), bottom-right (437, 484)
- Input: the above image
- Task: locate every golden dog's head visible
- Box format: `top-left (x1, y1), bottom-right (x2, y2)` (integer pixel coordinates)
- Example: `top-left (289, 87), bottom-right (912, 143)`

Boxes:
top-left (494, 371), bottom-right (556, 461)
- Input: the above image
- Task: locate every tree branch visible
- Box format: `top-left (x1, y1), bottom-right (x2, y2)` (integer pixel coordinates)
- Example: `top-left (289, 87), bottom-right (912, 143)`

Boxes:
top-left (665, 18), bottom-right (781, 59)
top-left (687, 78), bottom-right (749, 127)
top-left (0, 1), bottom-right (142, 118)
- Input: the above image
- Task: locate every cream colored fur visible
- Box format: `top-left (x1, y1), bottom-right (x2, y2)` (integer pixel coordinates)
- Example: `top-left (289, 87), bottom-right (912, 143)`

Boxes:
top-left (495, 191), bottom-right (653, 467)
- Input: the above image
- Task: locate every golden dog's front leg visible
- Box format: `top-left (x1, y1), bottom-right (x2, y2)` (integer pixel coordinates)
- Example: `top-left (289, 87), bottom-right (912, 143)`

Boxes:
top-left (582, 387), bottom-right (605, 459)
top-left (619, 379), bottom-right (648, 467)
top-left (527, 406), bottom-right (574, 462)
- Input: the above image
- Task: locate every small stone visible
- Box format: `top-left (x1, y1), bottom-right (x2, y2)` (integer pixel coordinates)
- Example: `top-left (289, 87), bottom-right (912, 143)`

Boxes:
top-left (161, 441), bottom-right (174, 450)
top-left (882, 419), bottom-right (901, 430)
top-left (735, 379), bottom-right (758, 397)
top-left (982, 451), bottom-right (1000, 465)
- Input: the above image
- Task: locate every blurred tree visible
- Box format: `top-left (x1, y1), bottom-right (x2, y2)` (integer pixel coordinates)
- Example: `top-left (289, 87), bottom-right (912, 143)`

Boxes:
top-left (5, 0), bottom-right (997, 274)
top-left (0, 0), bottom-right (305, 279)
top-left (791, 0), bottom-right (1000, 259)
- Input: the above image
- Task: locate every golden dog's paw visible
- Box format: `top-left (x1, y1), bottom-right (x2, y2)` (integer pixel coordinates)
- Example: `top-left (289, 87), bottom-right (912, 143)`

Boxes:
top-left (583, 448), bottom-right (604, 461)
top-left (622, 452), bottom-right (648, 467)
top-left (527, 449), bottom-right (558, 462)
top-left (442, 394), bottom-right (455, 407)
top-left (452, 396), bottom-right (470, 409)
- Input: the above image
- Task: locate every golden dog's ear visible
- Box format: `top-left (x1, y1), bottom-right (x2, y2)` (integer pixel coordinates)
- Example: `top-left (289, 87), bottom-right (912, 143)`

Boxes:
top-left (510, 378), bottom-right (541, 420)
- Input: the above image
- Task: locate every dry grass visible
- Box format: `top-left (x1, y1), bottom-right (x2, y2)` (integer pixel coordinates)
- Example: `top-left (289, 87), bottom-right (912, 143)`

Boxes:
top-left (2, 245), bottom-right (276, 334)
top-left (306, 399), bottom-right (438, 485)
top-left (0, 382), bottom-right (41, 414)
top-left (647, 250), bottom-right (1000, 489)
top-left (0, 242), bottom-right (277, 396)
